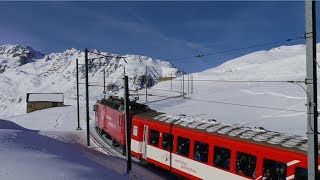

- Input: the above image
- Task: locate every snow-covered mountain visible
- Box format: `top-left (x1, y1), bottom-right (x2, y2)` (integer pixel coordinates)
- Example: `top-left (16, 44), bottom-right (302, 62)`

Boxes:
top-left (199, 44), bottom-right (309, 81)
top-left (0, 44), bottom-right (181, 118)
top-left (0, 45), bottom-right (44, 73)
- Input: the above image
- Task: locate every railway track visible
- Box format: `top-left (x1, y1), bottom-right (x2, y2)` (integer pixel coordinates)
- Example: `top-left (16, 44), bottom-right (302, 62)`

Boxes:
top-left (90, 127), bottom-right (184, 180)
top-left (89, 127), bottom-right (125, 158)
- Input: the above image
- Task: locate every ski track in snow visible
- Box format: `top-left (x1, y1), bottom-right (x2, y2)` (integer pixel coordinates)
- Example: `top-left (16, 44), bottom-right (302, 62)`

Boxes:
top-left (54, 114), bottom-right (63, 128)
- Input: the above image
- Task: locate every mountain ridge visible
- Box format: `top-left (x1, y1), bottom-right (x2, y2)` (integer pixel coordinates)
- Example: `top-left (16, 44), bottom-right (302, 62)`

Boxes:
top-left (0, 44), bottom-right (181, 117)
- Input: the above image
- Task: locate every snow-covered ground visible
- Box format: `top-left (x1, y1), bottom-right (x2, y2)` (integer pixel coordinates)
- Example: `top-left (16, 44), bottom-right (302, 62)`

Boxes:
top-left (1, 105), bottom-right (181, 180)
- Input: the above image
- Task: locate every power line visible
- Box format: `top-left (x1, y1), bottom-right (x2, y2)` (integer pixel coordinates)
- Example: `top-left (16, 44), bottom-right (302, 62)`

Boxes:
top-left (170, 35), bottom-right (305, 61)
top-left (186, 97), bottom-right (305, 113)
top-left (314, 57), bottom-right (320, 69)
top-left (151, 88), bottom-right (182, 93)
top-left (151, 75), bottom-right (305, 84)
top-left (170, 79), bottom-right (305, 83)
top-left (140, 87), bottom-right (304, 113)
top-left (144, 93), bottom-right (305, 113)
top-left (88, 51), bottom-right (114, 58)
top-left (88, 50), bottom-right (127, 63)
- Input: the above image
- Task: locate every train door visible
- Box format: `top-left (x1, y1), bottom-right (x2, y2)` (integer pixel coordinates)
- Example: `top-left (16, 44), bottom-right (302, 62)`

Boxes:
top-left (142, 125), bottom-right (148, 159)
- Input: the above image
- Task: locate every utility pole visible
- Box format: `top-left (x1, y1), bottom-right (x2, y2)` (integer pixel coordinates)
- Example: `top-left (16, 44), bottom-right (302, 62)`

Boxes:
top-left (170, 73), bottom-right (173, 91)
top-left (76, 59), bottom-right (82, 130)
top-left (82, 50), bottom-right (126, 147)
top-left (188, 73), bottom-right (190, 93)
top-left (103, 68), bottom-right (106, 99)
top-left (124, 76), bottom-right (132, 173)
top-left (180, 75), bottom-right (183, 93)
top-left (305, 0), bottom-right (318, 179)
top-left (182, 72), bottom-right (185, 98)
top-left (191, 74), bottom-right (193, 94)
top-left (85, 48), bottom-right (90, 146)
top-left (145, 65), bottom-right (148, 102)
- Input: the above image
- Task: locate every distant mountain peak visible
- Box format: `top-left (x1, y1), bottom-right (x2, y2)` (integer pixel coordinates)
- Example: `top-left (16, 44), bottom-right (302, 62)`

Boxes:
top-left (0, 45), bottom-right (45, 72)
top-left (0, 44), bottom-right (44, 59)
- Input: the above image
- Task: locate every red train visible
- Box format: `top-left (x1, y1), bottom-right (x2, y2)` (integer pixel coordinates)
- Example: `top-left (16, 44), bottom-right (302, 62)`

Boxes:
top-left (95, 96), bottom-right (317, 180)
top-left (94, 96), bottom-right (150, 149)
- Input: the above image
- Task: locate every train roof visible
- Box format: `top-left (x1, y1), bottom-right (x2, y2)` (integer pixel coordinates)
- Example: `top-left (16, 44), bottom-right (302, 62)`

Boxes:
top-left (97, 96), bottom-right (151, 113)
top-left (134, 111), bottom-right (317, 155)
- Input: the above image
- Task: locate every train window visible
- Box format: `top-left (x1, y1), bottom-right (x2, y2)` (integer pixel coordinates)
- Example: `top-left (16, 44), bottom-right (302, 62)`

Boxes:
top-left (118, 105), bottom-right (124, 111)
top-left (177, 136), bottom-right (190, 157)
top-left (193, 141), bottom-right (209, 163)
top-left (113, 104), bottom-right (120, 110)
top-left (149, 129), bottom-right (160, 146)
top-left (295, 167), bottom-right (307, 180)
top-left (133, 126), bottom-right (138, 136)
top-left (162, 133), bottom-right (174, 151)
top-left (236, 152), bottom-right (257, 178)
top-left (262, 158), bottom-right (287, 180)
top-left (214, 146), bottom-right (231, 170)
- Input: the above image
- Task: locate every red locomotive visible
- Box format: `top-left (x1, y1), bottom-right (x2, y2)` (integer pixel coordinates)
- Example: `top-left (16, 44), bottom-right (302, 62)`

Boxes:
top-left (94, 96), bottom-right (150, 149)
top-left (95, 96), bottom-right (317, 180)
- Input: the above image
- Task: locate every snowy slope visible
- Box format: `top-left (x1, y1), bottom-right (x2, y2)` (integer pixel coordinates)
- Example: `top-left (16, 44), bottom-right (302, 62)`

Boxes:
top-left (143, 44), bottom-right (320, 136)
top-left (0, 45), bottom-right (181, 118)
top-left (198, 44), bottom-right (309, 81)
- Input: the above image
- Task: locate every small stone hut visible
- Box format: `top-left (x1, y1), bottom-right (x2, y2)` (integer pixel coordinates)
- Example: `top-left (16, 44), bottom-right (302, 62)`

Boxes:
top-left (26, 93), bottom-right (64, 113)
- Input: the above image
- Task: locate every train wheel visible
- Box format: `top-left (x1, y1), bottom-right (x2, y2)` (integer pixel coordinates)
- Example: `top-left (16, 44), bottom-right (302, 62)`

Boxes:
top-left (105, 133), bottom-right (111, 139)
top-left (112, 140), bottom-right (119, 147)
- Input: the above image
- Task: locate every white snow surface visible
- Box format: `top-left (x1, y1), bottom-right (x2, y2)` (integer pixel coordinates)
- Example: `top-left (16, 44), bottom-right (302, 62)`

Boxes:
top-left (1, 105), bottom-right (179, 180)
top-left (1, 43), bottom-right (319, 179)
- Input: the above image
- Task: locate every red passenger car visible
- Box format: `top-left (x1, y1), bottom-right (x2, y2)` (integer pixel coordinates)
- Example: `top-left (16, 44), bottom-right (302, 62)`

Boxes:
top-left (131, 111), bottom-right (318, 180)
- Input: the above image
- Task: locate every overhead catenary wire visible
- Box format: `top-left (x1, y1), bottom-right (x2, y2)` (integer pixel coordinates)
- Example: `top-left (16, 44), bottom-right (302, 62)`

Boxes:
top-left (88, 50), bottom-right (127, 63)
top-left (141, 90), bottom-right (305, 113)
top-left (81, 41), bottom-right (312, 86)
top-left (145, 95), bottom-right (305, 113)
top-left (88, 50), bottom-right (114, 58)
top-left (314, 57), bottom-right (320, 69)
top-left (185, 97), bottom-right (305, 113)
top-left (170, 79), bottom-right (305, 83)
top-left (82, 35), bottom-right (320, 72)
top-left (170, 35), bottom-right (305, 61)
top-left (151, 73), bottom-right (306, 84)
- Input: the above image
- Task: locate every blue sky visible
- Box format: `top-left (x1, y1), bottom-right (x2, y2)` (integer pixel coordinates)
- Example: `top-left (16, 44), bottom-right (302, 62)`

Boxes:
top-left (0, 1), bottom-right (317, 72)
